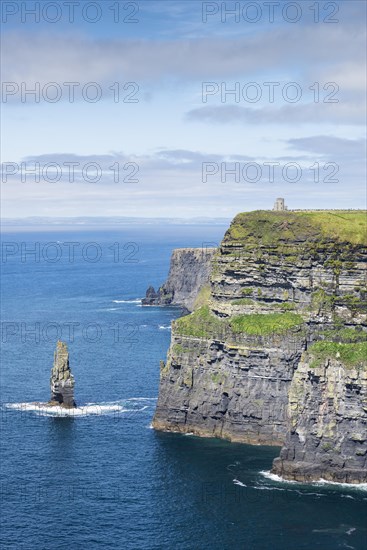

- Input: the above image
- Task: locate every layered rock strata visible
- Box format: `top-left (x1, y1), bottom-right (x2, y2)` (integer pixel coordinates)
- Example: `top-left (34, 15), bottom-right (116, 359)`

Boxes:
top-left (272, 351), bottom-right (367, 483)
top-left (152, 210), bottom-right (367, 482)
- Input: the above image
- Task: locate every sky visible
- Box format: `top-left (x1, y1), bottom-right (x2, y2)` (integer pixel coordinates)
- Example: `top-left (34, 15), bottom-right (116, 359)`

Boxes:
top-left (1, 0), bottom-right (366, 219)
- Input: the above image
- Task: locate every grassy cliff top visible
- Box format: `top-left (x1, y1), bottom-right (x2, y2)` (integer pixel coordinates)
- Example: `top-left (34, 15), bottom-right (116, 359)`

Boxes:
top-left (226, 211), bottom-right (367, 246)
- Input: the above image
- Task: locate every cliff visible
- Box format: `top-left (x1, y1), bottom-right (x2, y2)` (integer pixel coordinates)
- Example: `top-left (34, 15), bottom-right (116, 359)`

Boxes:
top-left (272, 344), bottom-right (367, 483)
top-left (142, 247), bottom-right (216, 312)
top-left (152, 210), bottom-right (367, 482)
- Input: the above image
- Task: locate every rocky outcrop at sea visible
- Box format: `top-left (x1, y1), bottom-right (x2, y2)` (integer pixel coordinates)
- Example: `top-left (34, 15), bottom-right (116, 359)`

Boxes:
top-left (49, 341), bottom-right (76, 408)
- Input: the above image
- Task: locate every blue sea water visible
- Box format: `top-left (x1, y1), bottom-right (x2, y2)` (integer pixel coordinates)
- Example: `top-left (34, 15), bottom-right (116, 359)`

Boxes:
top-left (1, 224), bottom-right (366, 550)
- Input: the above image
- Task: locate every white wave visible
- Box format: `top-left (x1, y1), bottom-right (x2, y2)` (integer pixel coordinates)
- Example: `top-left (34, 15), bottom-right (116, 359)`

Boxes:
top-left (233, 479), bottom-right (247, 487)
top-left (313, 526), bottom-right (356, 536)
top-left (261, 471), bottom-right (298, 484)
top-left (130, 398), bottom-right (154, 402)
top-left (158, 325), bottom-right (171, 330)
top-left (261, 471), bottom-right (367, 491)
top-left (316, 478), bottom-right (367, 491)
top-left (5, 402), bottom-right (124, 417)
top-left (233, 476), bottom-right (326, 497)
top-left (113, 299), bottom-right (141, 304)
top-left (4, 400), bottom-right (152, 418)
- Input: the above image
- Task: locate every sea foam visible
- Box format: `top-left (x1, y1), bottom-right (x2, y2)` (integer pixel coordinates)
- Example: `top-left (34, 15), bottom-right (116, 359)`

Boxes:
top-left (261, 470), bottom-right (367, 491)
top-left (3, 398), bottom-right (155, 418)
top-left (112, 299), bottom-right (142, 304)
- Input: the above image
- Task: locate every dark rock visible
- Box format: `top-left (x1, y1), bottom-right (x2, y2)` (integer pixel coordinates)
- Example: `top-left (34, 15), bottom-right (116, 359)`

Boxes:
top-left (142, 248), bottom-right (216, 312)
top-left (49, 341), bottom-right (76, 408)
top-left (271, 357), bottom-right (367, 483)
top-left (142, 286), bottom-right (160, 305)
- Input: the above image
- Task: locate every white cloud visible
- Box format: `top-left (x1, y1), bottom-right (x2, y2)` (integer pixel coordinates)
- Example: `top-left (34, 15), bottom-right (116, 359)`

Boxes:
top-left (186, 101), bottom-right (365, 126)
top-left (2, 21), bottom-right (365, 88)
top-left (1, 1), bottom-right (365, 218)
top-left (1, 139), bottom-right (365, 217)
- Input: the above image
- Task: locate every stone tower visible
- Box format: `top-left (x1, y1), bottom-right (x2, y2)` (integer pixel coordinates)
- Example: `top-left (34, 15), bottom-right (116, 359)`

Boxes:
top-left (49, 341), bottom-right (76, 408)
top-left (273, 198), bottom-right (288, 211)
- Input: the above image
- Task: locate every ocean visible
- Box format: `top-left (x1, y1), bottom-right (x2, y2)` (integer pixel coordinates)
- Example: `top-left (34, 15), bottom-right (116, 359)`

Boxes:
top-left (1, 225), bottom-right (366, 550)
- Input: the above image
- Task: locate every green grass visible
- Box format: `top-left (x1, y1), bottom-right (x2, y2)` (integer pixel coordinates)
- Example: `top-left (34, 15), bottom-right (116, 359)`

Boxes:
top-left (298, 211), bottom-right (366, 245)
top-left (309, 341), bottom-right (367, 369)
top-left (230, 313), bottom-right (304, 336)
top-left (193, 284), bottom-right (211, 310)
top-left (338, 294), bottom-right (367, 313)
top-left (321, 328), bottom-right (367, 343)
top-left (172, 344), bottom-right (191, 355)
top-left (227, 210), bottom-right (366, 246)
top-left (174, 306), bottom-right (226, 338)
top-left (309, 289), bottom-right (366, 314)
top-left (175, 307), bottom-right (305, 339)
top-left (242, 288), bottom-right (253, 296)
top-left (310, 289), bottom-right (335, 312)
top-left (230, 298), bottom-right (296, 310)
top-left (272, 302), bottom-right (296, 311)
top-left (231, 298), bottom-right (255, 306)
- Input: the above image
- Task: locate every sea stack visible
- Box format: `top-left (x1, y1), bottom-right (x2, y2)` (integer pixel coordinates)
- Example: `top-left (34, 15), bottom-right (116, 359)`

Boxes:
top-left (49, 341), bottom-right (76, 408)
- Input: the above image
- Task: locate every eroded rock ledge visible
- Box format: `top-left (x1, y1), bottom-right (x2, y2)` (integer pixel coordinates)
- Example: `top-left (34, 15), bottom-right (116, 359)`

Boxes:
top-left (152, 210), bottom-right (367, 483)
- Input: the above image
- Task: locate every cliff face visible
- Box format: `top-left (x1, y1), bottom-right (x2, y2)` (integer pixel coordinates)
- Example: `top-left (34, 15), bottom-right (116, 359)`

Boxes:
top-left (142, 247), bottom-right (216, 312)
top-left (153, 331), bottom-right (303, 445)
top-left (272, 351), bottom-right (367, 483)
top-left (152, 210), bottom-right (367, 482)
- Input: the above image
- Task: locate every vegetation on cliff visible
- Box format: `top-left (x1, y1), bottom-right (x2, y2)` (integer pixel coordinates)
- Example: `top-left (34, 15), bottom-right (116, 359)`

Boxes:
top-left (174, 306), bottom-right (304, 338)
top-left (173, 306), bottom-right (224, 338)
top-left (308, 341), bottom-right (367, 369)
top-left (193, 284), bottom-right (211, 310)
top-left (321, 328), bottom-right (367, 343)
top-left (230, 313), bottom-right (304, 336)
top-left (227, 210), bottom-right (367, 246)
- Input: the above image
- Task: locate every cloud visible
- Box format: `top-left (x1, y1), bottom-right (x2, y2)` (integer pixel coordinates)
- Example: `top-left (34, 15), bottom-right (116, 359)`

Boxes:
top-left (286, 136), bottom-right (366, 159)
top-left (2, 19), bottom-right (365, 89)
top-left (186, 102), bottom-right (364, 126)
top-left (0, 149), bottom-right (249, 185)
top-left (1, 1), bottom-right (365, 217)
top-left (1, 137), bottom-right (365, 218)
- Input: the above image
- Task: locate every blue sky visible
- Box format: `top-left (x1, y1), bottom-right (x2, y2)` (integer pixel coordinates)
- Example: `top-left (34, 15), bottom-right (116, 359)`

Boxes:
top-left (1, 0), bottom-right (366, 218)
